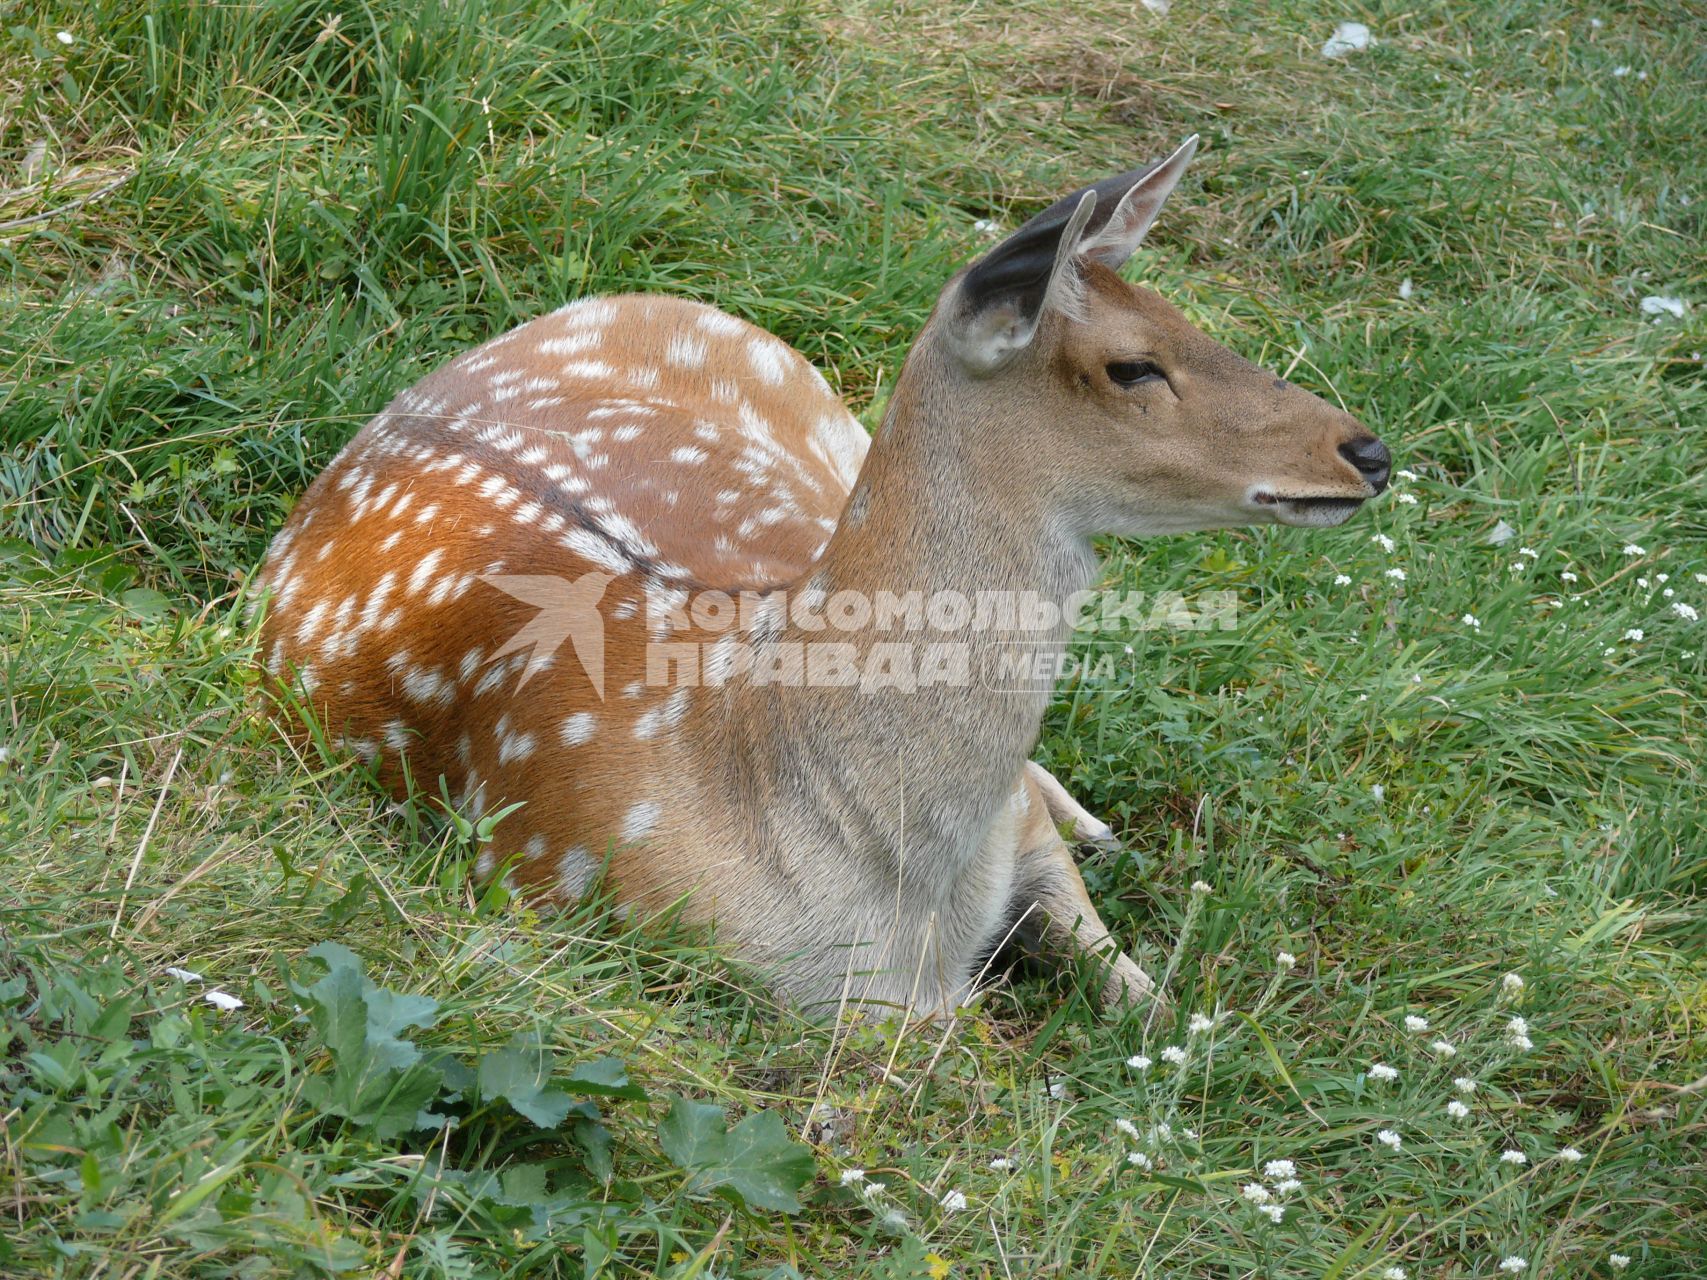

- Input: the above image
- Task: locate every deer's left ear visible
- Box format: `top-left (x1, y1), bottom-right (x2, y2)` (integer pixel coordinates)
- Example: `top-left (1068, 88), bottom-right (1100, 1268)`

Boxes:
top-left (1074, 135), bottom-right (1198, 269)
top-left (946, 136), bottom-right (1200, 374)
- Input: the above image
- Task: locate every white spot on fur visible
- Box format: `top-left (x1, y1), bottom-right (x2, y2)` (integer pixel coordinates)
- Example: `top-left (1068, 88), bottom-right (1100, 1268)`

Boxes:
top-left (621, 801), bottom-right (661, 841)
top-left (560, 712), bottom-right (597, 746)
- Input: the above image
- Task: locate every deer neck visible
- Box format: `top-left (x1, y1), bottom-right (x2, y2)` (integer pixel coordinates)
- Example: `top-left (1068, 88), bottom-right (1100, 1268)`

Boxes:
top-left (719, 340), bottom-right (1097, 874)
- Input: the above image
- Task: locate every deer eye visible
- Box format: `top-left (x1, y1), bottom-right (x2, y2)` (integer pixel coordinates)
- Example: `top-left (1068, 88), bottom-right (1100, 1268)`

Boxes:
top-left (1106, 360), bottom-right (1167, 387)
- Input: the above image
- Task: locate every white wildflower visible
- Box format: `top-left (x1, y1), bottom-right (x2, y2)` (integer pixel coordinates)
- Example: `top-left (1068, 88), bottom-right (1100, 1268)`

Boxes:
top-left (1376, 1129), bottom-right (1402, 1151)
top-left (1188, 1012), bottom-right (1215, 1034)
top-left (1385, 568), bottom-right (1407, 581)
top-left (972, 218), bottom-right (1000, 236)
top-left (1396, 468), bottom-right (1419, 481)
top-left (1622, 544), bottom-right (1646, 556)
top-left (1241, 1182), bottom-right (1272, 1204)
top-left (1128, 1054), bottom-right (1152, 1071)
top-left (1637, 577), bottom-right (1650, 589)
top-left (1371, 783), bottom-right (1386, 801)
top-left (1502, 972), bottom-right (1525, 994)
top-left (1499, 1256), bottom-right (1528, 1273)
top-left (1612, 64), bottom-right (1632, 77)
top-left (1334, 573), bottom-right (1353, 585)
top-left (203, 990), bottom-right (244, 1011)
top-left (1116, 1117), bottom-right (1141, 1140)
top-left (989, 1156), bottom-right (1016, 1171)
top-left (1462, 613), bottom-right (1481, 629)
top-left (1260, 1203), bottom-right (1284, 1224)
top-left (1500, 1149), bottom-right (1528, 1166)
top-left (1277, 950), bottom-right (1298, 969)
top-left (1396, 493), bottom-right (1418, 505)
top-left (1127, 1151), bottom-right (1153, 1171)
top-left (1455, 1077), bottom-right (1478, 1093)
top-left (1161, 1045), bottom-right (1187, 1065)
top-left (1626, 628), bottom-right (1646, 642)
top-left (1404, 1014), bottom-right (1430, 1032)
top-left (1558, 1146), bottom-right (1584, 1163)
top-left (1383, 1268), bottom-right (1408, 1280)
top-left (940, 1189), bottom-right (968, 1212)
top-left (1047, 1079), bottom-right (1068, 1099)
top-left (1431, 1039), bottom-right (1457, 1058)
top-left (1609, 1254), bottom-right (1631, 1270)
top-left (1447, 1100), bottom-right (1471, 1119)
top-left (840, 1168), bottom-right (866, 1186)
top-left (1150, 1122), bottom-right (1174, 1142)
top-left (1697, 574), bottom-right (1707, 585)
top-left (1263, 1159), bottom-right (1296, 1179)
top-left (1369, 1063), bottom-right (1399, 1083)
top-left (56, 30), bottom-right (74, 45)
top-left (1373, 533), bottom-right (1396, 553)
top-left (1274, 1177), bottom-right (1302, 1194)
top-left (1519, 547), bottom-right (1540, 559)
top-left (1398, 278), bottom-right (1413, 301)
top-left (1191, 879), bottom-right (1212, 894)
top-left (1560, 571), bottom-right (1578, 582)
top-left (1322, 21), bottom-right (1373, 58)
top-left (1672, 602), bottom-right (1699, 622)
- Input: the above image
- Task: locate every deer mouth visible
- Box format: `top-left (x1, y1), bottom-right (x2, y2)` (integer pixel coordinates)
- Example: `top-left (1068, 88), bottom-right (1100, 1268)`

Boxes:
top-left (1250, 491), bottom-right (1367, 527)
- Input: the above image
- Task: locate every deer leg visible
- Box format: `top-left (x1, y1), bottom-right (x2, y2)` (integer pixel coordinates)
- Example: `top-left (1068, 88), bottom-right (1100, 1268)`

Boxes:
top-left (1007, 829), bottom-right (1157, 1012)
top-left (1024, 760), bottom-right (1119, 849)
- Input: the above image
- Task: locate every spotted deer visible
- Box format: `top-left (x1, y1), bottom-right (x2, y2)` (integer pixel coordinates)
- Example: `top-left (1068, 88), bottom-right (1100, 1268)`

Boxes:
top-left (256, 137), bottom-right (1389, 1017)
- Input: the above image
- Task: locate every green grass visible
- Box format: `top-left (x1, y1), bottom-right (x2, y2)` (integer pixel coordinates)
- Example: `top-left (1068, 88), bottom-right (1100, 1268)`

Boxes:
top-left (3, 0), bottom-right (1704, 1275)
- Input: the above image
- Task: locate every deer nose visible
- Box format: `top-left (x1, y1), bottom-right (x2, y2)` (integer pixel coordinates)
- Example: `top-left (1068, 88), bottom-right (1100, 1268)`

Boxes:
top-left (1339, 435), bottom-right (1391, 494)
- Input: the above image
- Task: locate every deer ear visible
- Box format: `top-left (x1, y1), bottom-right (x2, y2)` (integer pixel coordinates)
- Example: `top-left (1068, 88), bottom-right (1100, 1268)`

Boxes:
top-left (1074, 135), bottom-right (1198, 269)
top-left (946, 137), bottom-right (1200, 373)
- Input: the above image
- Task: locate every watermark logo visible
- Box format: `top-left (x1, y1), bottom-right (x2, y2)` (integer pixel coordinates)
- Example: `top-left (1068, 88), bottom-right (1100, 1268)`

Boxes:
top-left (478, 575), bottom-right (1239, 696)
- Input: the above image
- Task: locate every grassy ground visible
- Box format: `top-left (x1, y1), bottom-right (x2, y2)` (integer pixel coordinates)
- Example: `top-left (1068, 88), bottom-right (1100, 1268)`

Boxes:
top-left (3, 0), bottom-right (1704, 1275)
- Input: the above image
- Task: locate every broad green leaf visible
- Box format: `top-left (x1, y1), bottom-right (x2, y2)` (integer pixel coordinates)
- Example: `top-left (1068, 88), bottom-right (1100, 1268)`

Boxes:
top-left (657, 1097), bottom-right (815, 1213)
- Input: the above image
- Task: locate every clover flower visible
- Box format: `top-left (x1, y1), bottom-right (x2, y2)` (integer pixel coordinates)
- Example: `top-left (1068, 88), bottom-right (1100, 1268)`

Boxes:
top-left (940, 1189), bottom-right (968, 1212)
top-left (1383, 1268), bottom-right (1408, 1280)
top-left (1431, 1039), bottom-right (1457, 1057)
top-left (1116, 1118), bottom-right (1141, 1140)
top-left (840, 1169), bottom-right (866, 1186)
top-left (1263, 1159), bottom-right (1296, 1180)
top-left (988, 1157), bottom-right (1016, 1171)
top-left (1334, 573), bottom-right (1353, 585)
top-left (1161, 1045), bottom-right (1187, 1065)
top-left (1447, 1100), bottom-right (1471, 1119)
top-left (1558, 1147), bottom-right (1583, 1163)
top-left (1188, 1012), bottom-right (1214, 1034)
top-left (1274, 1178), bottom-right (1302, 1195)
top-left (1500, 1149), bottom-right (1528, 1166)
top-left (1373, 534), bottom-right (1396, 553)
top-left (1624, 628), bottom-right (1644, 642)
top-left (1385, 568), bottom-right (1407, 581)
top-left (1396, 493), bottom-right (1418, 505)
top-left (1609, 1254), bottom-right (1631, 1270)
top-left (1404, 1014), bottom-right (1430, 1033)
top-left (1259, 1203), bottom-right (1284, 1224)
top-left (1498, 1256), bottom-right (1528, 1274)
top-left (1502, 972), bottom-right (1525, 994)
top-left (1376, 1129), bottom-right (1402, 1151)
top-left (1455, 1077), bottom-right (1478, 1093)
top-left (1241, 1182), bottom-right (1272, 1205)
top-left (1462, 614), bottom-right (1481, 629)
top-left (1127, 1151), bottom-right (1153, 1171)
top-left (1277, 950), bottom-right (1298, 969)
top-left (1673, 602), bottom-right (1699, 622)
top-left (1623, 544), bottom-right (1646, 557)
top-left (1561, 571), bottom-right (1578, 583)
top-left (1191, 879), bottom-right (1212, 894)
top-left (1127, 1054), bottom-right (1152, 1071)
top-left (1369, 1063), bottom-right (1399, 1082)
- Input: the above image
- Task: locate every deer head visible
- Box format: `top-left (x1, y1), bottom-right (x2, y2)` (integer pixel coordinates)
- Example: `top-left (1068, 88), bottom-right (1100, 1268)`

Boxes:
top-left (929, 137), bottom-right (1389, 538)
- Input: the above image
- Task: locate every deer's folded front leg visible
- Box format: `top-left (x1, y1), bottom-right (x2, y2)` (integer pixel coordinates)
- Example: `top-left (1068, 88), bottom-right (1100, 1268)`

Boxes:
top-left (1004, 776), bottom-right (1157, 1011)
